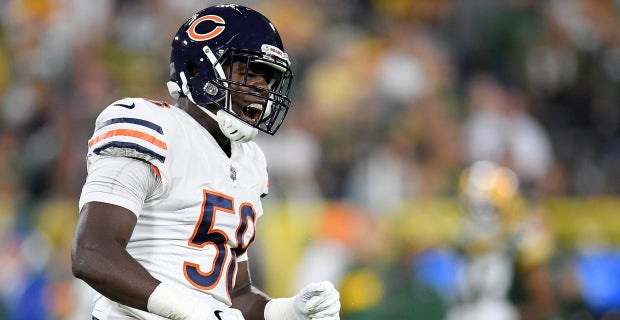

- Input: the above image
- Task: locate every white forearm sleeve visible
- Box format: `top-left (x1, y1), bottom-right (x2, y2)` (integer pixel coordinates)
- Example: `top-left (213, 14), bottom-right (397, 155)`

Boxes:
top-left (147, 283), bottom-right (213, 320)
top-left (264, 297), bottom-right (298, 320)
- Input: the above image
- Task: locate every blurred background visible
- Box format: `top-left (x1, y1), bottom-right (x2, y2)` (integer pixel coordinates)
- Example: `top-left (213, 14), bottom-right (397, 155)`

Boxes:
top-left (1, 0), bottom-right (619, 319)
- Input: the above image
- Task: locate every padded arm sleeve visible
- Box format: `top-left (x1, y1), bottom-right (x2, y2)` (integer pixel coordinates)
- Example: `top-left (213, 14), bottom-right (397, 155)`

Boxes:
top-left (79, 156), bottom-right (162, 217)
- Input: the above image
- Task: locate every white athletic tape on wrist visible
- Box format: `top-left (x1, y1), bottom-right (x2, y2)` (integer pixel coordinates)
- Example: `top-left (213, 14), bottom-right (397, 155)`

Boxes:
top-left (147, 282), bottom-right (212, 320)
top-left (264, 297), bottom-right (299, 320)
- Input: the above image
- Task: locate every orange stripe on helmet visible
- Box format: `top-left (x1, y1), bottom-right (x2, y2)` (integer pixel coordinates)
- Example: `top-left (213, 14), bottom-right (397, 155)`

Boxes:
top-left (187, 15), bottom-right (225, 41)
top-left (88, 129), bottom-right (168, 150)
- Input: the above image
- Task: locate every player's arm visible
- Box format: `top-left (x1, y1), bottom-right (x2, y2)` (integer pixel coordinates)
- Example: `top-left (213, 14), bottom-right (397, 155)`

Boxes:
top-left (73, 202), bottom-right (233, 319)
top-left (231, 261), bottom-right (269, 319)
top-left (233, 261), bottom-right (342, 320)
top-left (72, 201), bottom-right (159, 311)
top-left (519, 264), bottom-right (557, 320)
top-left (71, 99), bottom-right (170, 311)
top-left (75, 101), bottom-right (248, 319)
top-left (72, 156), bottom-right (243, 320)
top-left (71, 155), bottom-right (164, 311)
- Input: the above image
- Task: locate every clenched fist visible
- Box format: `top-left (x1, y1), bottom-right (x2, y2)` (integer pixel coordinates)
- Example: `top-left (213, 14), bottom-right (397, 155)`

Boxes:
top-left (264, 281), bottom-right (341, 320)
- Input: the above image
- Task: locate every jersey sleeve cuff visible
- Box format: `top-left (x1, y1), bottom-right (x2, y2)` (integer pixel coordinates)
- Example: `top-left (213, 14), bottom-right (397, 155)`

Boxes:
top-left (79, 191), bottom-right (142, 217)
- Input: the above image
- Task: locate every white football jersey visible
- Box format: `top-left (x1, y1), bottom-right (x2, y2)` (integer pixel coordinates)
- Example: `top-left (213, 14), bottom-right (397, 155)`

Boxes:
top-left (81, 97), bottom-right (269, 319)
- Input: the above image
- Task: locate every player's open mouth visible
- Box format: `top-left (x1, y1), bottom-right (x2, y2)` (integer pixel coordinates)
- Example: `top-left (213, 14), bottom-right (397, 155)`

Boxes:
top-left (242, 103), bottom-right (263, 124)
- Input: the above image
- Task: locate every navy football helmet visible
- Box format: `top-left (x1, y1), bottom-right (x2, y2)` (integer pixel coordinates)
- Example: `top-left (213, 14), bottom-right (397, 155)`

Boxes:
top-left (168, 4), bottom-right (293, 142)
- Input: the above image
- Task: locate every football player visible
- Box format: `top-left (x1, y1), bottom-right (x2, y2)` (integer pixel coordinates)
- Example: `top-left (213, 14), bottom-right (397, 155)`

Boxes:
top-left (445, 161), bottom-right (557, 320)
top-left (71, 5), bottom-right (340, 320)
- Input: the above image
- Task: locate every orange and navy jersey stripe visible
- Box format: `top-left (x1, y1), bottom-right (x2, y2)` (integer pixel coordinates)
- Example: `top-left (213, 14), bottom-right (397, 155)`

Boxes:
top-left (88, 116), bottom-right (168, 163)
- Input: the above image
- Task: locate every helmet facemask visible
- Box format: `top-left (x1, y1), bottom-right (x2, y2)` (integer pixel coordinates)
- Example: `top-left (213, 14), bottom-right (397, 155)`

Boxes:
top-left (216, 48), bottom-right (293, 136)
top-left (175, 46), bottom-right (293, 142)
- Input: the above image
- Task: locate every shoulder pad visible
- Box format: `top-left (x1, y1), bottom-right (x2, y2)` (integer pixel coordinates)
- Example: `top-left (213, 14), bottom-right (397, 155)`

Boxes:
top-left (88, 98), bottom-right (172, 164)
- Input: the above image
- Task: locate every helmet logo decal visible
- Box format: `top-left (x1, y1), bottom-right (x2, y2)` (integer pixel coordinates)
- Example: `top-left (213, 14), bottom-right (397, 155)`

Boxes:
top-left (187, 15), bottom-right (225, 41)
top-left (261, 44), bottom-right (290, 63)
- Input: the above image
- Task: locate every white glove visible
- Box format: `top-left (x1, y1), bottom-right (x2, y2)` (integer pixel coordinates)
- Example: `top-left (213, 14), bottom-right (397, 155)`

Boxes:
top-left (295, 281), bottom-right (341, 319)
top-left (264, 281), bottom-right (341, 320)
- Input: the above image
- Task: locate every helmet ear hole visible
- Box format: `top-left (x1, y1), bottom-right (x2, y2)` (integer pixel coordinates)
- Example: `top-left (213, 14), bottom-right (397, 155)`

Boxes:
top-left (185, 61), bottom-right (199, 77)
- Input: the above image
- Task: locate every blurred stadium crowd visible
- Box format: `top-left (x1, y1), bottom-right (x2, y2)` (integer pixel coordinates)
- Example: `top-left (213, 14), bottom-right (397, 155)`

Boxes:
top-left (0, 0), bottom-right (619, 319)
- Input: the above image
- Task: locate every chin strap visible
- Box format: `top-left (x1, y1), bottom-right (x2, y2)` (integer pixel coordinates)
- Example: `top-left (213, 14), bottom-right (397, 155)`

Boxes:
top-left (167, 81), bottom-right (181, 100)
top-left (213, 109), bottom-right (259, 143)
top-left (167, 75), bottom-right (258, 143)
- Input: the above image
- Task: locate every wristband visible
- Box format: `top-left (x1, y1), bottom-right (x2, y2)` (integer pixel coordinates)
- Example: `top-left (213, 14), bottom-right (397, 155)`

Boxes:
top-left (264, 297), bottom-right (298, 320)
top-left (147, 282), bottom-right (211, 320)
